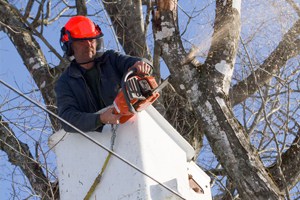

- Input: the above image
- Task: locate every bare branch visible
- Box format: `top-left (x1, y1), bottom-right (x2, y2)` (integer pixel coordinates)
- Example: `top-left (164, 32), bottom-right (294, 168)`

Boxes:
top-left (230, 19), bottom-right (300, 106)
top-left (0, 118), bottom-right (59, 199)
top-left (24, 0), bottom-right (34, 19)
top-left (269, 132), bottom-right (300, 191)
top-left (31, 0), bottom-right (45, 28)
top-left (0, 0), bottom-right (62, 130)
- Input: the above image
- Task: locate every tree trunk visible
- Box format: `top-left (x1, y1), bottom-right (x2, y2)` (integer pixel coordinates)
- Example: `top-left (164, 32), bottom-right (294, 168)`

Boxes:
top-left (102, 0), bottom-right (152, 60)
top-left (152, 0), bottom-right (284, 199)
top-left (0, 1), bottom-right (60, 198)
top-left (0, 0), bottom-right (61, 130)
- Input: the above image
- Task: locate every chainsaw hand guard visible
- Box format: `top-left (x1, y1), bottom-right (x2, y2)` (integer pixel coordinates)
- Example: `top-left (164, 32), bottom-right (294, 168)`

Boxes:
top-left (126, 77), bottom-right (145, 100)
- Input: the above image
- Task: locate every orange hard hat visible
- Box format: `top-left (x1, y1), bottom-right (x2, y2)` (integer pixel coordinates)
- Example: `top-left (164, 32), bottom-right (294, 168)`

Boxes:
top-left (61, 15), bottom-right (103, 42)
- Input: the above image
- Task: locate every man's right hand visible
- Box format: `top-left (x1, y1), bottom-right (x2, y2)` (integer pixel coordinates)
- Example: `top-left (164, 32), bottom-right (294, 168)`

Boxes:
top-left (129, 61), bottom-right (152, 75)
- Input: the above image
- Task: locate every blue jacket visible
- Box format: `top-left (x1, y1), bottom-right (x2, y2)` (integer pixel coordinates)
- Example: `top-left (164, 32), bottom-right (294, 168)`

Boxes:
top-left (55, 50), bottom-right (150, 132)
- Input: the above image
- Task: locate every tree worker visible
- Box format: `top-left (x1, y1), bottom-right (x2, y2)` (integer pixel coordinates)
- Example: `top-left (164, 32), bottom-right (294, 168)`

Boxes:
top-left (55, 15), bottom-right (152, 132)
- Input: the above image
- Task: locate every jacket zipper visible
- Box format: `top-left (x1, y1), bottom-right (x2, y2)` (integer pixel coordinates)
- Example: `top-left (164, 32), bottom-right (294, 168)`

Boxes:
top-left (97, 65), bottom-right (107, 107)
top-left (81, 75), bottom-right (98, 111)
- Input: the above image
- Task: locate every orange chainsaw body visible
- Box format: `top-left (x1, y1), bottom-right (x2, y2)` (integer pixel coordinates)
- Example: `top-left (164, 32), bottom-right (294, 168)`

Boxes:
top-left (113, 75), bottom-right (160, 124)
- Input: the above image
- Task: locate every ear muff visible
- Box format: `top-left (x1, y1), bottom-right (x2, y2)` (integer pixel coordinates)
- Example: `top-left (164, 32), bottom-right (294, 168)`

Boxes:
top-left (60, 27), bottom-right (74, 56)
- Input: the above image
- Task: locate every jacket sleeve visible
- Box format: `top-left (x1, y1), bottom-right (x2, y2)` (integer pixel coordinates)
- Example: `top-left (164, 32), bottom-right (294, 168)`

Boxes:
top-left (55, 75), bottom-right (102, 133)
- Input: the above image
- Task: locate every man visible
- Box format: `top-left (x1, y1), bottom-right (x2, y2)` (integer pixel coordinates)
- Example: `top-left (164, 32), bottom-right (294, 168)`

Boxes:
top-left (55, 16), bottom-right (152, 132)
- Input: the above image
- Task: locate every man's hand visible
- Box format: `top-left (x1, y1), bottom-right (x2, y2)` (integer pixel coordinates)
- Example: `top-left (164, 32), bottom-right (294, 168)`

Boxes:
top-left (129, 61), bottom-right (152, 74)
top-left (99, 107), bottom-right (121, 124)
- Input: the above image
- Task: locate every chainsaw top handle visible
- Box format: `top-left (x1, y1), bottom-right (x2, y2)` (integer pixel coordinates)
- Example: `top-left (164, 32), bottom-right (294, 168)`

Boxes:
top-left (121, 68), bottom-right (138, 114)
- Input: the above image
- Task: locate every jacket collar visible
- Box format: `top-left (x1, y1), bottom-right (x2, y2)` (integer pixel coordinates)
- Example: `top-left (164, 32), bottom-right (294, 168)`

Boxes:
top-left (67, 52), bottom-right (107, 78)
top-left (68, 61), bottom-right (84, 78)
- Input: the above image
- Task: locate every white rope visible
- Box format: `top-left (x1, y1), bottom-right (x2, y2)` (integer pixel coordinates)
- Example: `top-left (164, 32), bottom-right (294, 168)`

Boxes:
top-left (110, 124), bottom-right (118, 151)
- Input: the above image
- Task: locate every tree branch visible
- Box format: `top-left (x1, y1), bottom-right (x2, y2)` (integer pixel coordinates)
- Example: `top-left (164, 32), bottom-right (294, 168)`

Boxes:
top-left (24, 0), bottom-right (34, 19)
top-left (230, 19), bottom-right (300, 106)
top-left (269, 132), bottom-right (300, 191)
top-left (0, 118), bottom-right (59, 199)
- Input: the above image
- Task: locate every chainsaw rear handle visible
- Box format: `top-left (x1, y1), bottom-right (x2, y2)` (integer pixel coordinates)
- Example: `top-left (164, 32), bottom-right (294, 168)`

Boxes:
top-left (121, 68), bottom-right (138, 114)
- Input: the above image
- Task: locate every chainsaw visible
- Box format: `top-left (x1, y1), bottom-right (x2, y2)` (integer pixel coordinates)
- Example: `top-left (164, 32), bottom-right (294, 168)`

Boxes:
top-left (113, 68), bottom-right (169, 124)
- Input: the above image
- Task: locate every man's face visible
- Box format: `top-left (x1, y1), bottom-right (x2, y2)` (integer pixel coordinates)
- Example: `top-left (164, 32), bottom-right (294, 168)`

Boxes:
top-left (72, 39), bottom-right (97, 67)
